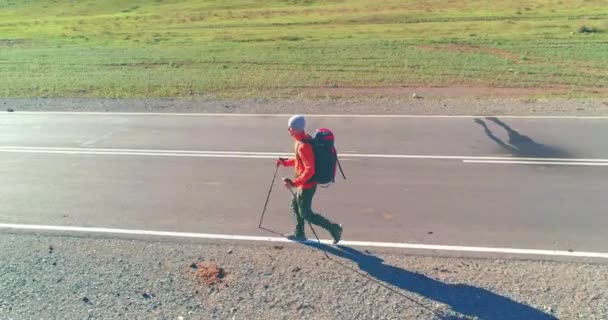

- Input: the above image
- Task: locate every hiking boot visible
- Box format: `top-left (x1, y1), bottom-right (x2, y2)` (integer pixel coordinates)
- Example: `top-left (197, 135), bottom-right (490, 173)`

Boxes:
top-left (330, 224), bottom-right (343, 244)
top-left (285, 232), bottom-right (307, 242)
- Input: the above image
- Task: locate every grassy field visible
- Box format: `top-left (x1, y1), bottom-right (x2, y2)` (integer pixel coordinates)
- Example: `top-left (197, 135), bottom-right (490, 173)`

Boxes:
top-left (0, 0), bottom-right (607, 99)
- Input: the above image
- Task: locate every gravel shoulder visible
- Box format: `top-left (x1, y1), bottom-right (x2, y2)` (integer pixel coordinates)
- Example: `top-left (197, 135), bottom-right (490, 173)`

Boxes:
top-left (1, 233), bottom-right (606, 320)
top-left (3, 97), bottom-right (608, 116)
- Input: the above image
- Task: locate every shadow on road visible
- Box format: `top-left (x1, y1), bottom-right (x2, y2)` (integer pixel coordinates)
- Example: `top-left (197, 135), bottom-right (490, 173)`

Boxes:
top-left (474, 117), bottom-right (570, 158)
top-left (305, 243), bottom-right (557, 320)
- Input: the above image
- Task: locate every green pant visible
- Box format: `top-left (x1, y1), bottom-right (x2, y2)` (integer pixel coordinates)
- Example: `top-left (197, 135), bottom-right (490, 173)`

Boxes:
top-left (290, 186), bottom-right (337, 235)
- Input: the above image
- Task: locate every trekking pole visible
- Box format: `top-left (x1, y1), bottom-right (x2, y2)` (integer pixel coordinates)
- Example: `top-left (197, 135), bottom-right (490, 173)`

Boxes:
top-left (258, 165), bottom-right (279, 228)
top-left (307, 222), bottom-right (331, 259)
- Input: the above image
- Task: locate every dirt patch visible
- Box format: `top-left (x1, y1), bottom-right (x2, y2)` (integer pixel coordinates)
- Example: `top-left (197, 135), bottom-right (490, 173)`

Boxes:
top-left (416, 44), bottom-right (522, 62)
top-left (575, 65), bottom-right (607, 76)
top-left (0, 39), bottom-right (27, 47)
top-left (193, 263), bottom-right (227, 286)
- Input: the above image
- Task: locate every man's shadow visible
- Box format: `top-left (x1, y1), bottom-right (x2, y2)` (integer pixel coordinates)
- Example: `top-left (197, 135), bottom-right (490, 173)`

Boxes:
top-left (474, 117), bottom-right (569, 158)
top-left (305, 243), bottom-right (557, 320)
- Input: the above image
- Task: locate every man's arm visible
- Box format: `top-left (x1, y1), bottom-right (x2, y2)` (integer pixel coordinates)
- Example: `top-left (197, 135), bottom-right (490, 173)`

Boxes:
top-left (292, 143), bottom-right (315, 187)
top-left (277, 157), bottom-right (296, 167)
top-left (283, 158), bottom-right (295, 167)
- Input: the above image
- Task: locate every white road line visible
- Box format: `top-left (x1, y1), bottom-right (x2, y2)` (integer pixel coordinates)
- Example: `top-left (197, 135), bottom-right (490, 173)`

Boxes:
top-left (464, 160), bottom-right (608, 166)
top-left (0, 146), bottom-right (289, 156)
top-left (3, 146), bottom-right (608, 163)
top-left (1, 223), bottom-right (607, 259)
top-left (0, 149), bottom-right (286, 159)
top-left (80, 130), bottom-right (122, 147)
top-left (350, 154), bottom-right (608, 162)
top-left (4, 111), bottom-right (608, 119)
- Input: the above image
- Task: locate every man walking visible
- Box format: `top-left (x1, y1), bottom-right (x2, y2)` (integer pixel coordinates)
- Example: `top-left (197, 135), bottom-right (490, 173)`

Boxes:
top-left (276, 115), bottom-right (343, 244)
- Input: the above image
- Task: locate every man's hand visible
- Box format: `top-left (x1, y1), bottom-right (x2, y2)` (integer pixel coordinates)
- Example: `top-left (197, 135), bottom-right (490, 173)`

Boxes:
top-left (282, 177), bottom-right (294, 189)
top-left (276, 157), bottom-right (287, 167)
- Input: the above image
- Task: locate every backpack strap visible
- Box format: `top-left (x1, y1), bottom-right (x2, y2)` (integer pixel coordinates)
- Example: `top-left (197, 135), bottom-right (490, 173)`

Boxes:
top-left (295, 139), bottom-right (312, 162)
top-left (334, 147), bottom-right (346, 180)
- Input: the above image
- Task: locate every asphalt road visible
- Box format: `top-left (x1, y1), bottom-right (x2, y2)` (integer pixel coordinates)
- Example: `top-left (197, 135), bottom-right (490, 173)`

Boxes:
top-left (1, 112), bottom-right (608, 254)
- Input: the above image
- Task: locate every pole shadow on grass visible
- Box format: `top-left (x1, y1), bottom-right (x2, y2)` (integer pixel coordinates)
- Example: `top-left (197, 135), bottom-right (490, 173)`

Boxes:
top-left (304, 243), bottom-right (557, 320)
top-left (474, 117), bottom-right (570, 159)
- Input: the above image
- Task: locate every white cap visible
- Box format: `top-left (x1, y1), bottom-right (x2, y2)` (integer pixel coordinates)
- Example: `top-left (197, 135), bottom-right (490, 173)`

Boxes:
top-left (288, 115), bottom-right (306, 132)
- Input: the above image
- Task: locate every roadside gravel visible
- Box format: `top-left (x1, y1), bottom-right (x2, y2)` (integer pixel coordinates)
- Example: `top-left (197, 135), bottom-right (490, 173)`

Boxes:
top-left (1, 233), bottom-right (606, 320)
top-left (3, 97), bottom-right (608, 116)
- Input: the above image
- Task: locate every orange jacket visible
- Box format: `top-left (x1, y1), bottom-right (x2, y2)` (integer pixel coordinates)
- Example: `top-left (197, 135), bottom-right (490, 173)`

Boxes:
top-left (283, 134), bottom-right (316, 189)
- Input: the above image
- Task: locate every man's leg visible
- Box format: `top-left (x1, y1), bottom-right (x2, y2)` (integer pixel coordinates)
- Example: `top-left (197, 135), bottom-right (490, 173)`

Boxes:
top-left (286, 192), bottom-right (306, 240)
top-left (298, 186), bottom-right (343, 243)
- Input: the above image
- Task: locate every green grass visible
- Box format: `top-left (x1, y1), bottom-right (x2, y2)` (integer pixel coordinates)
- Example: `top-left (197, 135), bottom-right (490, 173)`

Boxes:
top-left (0, 0), bottom-right (607, 98)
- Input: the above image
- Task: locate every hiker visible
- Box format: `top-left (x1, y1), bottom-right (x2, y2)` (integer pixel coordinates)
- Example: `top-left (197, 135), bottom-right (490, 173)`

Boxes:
top-left (276, 115), bottom-right (343, 244)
